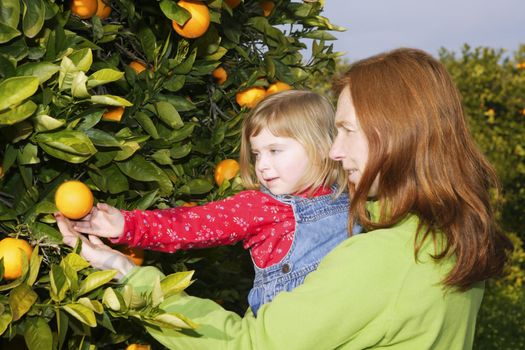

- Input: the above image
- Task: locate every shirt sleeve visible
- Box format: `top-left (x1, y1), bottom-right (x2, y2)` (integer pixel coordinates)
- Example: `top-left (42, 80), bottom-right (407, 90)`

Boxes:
top-left (114, 190), bottom-right (292, 253)
top-left (123, 235), bottom-right (396, 350)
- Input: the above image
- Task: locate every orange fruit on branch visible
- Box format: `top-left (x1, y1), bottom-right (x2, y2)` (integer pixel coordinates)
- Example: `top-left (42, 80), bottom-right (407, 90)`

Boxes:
top-left (95, 0), bottom-right (112, 19)
top-left (236, 86), bottom-right (266, 108)
top-left (126, 345), bottom-right (151, 350)
top-left (55, 180), bottom-right (94, 219)
top-left (116, 246), bottom-right (144, 266)
top-left (224, 0), bottom-right (241, 9)
top-left (259, 1), bottom-right (275, 17)
top-left (0, 238), bottom-right (33, 280)
top-left (172, 0), bottom-right (211, 39)
top-left (214, 159), bottom-right (240, 186)
top-left (102, 106), bottom-right (124, 122)
top-left (266, 81), bottom-right (292, 95)
top-left (129, 61), bottom-right (147, 74)
top-left (70, 0), bottom-right (98, 19)
top-left (212, 66), bottom-right (228, 85)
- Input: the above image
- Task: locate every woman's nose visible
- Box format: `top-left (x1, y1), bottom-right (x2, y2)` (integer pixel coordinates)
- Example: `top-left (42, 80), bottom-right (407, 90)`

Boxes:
top-left (329, 134), bottom-right (345, 161)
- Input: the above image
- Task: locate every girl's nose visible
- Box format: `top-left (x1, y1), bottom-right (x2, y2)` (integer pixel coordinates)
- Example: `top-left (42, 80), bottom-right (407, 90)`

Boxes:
top-left (329, 134), bottom-right (345, 161)
top-left (256, 154), bottom-right (270, 171)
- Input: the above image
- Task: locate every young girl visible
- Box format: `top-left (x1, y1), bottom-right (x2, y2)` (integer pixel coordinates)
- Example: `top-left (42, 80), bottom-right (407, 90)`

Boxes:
top-left (69, 90), bottom-right (361, 315)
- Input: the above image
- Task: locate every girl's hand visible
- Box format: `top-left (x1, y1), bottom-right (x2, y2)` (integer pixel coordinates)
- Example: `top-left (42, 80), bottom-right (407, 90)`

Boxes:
top-left (56, 213), bottom-right (135, 279)
top-left (72, 203), bottom-right (125, 239)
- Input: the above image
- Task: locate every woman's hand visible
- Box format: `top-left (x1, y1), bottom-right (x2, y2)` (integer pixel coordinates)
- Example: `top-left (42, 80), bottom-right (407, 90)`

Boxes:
top-left (72, 203), bottom-right (125, 239)
top-left (56, 212), bottom-right (135, 279)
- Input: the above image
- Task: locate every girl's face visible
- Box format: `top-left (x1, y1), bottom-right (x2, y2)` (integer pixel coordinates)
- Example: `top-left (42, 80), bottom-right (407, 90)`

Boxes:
top-left (330, 88), bottom-right (379, 197)
top-left (250, 128), bottom-right (310, 195)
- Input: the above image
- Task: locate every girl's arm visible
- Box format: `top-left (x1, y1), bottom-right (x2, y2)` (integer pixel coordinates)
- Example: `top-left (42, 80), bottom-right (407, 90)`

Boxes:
top-left (113, 190), bottom-right (292, 253)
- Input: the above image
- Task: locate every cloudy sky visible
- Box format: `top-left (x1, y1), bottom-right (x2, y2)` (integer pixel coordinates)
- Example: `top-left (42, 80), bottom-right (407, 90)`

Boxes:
top-left (320, 0), bottom-right (524, 61)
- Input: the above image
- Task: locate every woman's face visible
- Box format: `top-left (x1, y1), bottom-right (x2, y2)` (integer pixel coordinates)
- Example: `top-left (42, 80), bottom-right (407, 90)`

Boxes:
top-left (329, 88), bottom-right (379, 197)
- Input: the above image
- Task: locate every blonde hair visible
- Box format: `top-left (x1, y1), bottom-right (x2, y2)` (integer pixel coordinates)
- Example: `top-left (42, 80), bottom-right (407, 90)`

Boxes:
top-left (333, 48), bottom-right (512, 290)
top-left (240, 90), bottom-right (346, 195)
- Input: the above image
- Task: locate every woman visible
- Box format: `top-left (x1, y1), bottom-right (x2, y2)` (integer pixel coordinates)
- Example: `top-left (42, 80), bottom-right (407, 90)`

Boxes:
top-left (57, 48), bottom-right (512, 349)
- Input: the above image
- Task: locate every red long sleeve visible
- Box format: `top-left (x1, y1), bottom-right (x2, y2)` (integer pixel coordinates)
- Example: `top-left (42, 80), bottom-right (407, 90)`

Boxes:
top-left (116, 190), bottom-right (296, 268)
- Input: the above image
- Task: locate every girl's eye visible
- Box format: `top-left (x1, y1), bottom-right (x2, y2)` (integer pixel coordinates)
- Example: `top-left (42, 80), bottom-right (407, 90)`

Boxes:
top-left (252, 152), bottom-right (260, 159)
top-left (270, 149), bottom-right (281, 154)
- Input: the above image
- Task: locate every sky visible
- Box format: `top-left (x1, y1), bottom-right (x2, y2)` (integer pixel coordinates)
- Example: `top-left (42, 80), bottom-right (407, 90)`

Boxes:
top-left (320, 0), bottom-right (524, 62)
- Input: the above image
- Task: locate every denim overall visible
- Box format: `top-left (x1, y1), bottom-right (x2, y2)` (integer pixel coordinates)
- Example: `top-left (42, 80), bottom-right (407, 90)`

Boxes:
top-left (248, 188), bottom-right (361, 315)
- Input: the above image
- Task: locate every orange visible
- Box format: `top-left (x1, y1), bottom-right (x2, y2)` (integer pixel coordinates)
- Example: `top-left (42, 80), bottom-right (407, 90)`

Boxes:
top-left (522, 108), bottom-right (525, 116)
top-left (235, 87), bottom-right (266, 108)
top-left (259, 1), bottom-right (274, 17)
top-left (0, 238), bottom-right (33, 280)
top-left (266, 81), bottom-right (292, 95)
top-left (172, 0), bottom-right (211, 39)
top-left (212, 66), bottom-right (228, 85)
top-left (182, 202), bottom-right (198, 207)
top-left (102, 106), bottom-right (124, 122)
top-left (129, 61), bottom-right (147, 74)
top-left (70, 0), bottom-right (98, 19)
top-left (116, 246), bottom-right (144, 266)
top-left (224, 0), bottom-right (241, 9)
top-left (55, 180), bottom-right (94, 219)
top-left (214, 159), bottom-right (240, 186)
top-left (126, 345), bottom-right (151, 350)
top-left (95, 0), bottom-right (112, 19)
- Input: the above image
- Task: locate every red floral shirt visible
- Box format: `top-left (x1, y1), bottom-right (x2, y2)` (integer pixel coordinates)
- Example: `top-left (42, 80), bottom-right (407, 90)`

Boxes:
top-left (116, 188), bottom-right (331, 268)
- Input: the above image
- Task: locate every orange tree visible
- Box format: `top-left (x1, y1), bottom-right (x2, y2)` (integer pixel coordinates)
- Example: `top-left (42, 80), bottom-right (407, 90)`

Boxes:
top-left (439, 45), bottom-right (525, 349)
top-left (0, 0), bottom-right (343, 348)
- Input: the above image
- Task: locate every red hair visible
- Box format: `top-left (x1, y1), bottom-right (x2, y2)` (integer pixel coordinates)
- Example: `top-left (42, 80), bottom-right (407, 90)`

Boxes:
top-left (334, 48), bottom-right (513, 290)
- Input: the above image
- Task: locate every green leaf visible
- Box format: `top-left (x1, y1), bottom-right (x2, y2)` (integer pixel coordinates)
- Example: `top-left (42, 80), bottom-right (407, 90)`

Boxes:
top-left (9, 283), bottom-right (37, 321)
top-left (91, 94), bottom-right (133, 107)
top-left (151, 276), bottom-right (164, 307)
top-left (71, 71), bottom-right (90, 98)
top-left (0, 306), bottom-right (12, 335)
top-left (78, 297), bottom-right (104, 314)
top-left (0, 22), bottom-right (21, 43)
top-left (32, 114), bottom-right (65, 132)
top-left (31, 222), bottom-right (62, 244)
top-left (114, 141), bottom-right (141, 161)
top-left (117, 155), bottom-right (174, 195)
top-left (132, 189), bottom-right (159, 210)
top-left (0, 100), bottom-right (37, 126)
top-left (148, 312), bottom-right (198, 330)
top-left (35, 130), bottom-right (97, 163)
top-left (63, 303), bottom-right (97, 327)
top-left (155, 101), bottom-right (183, 129)
top-left (50, 265), bottom-right (69, 302)
top-left (27, 246), bottom-right (42, 286)
top-left (22, 0), bottom-right (45, 38)
top-left (87, 68), bottom-right (125, 88)
top-left (24, 317), bottom-right (53, 350)
top-left (303, 30), bottom-right (337, 40)
top-left (68, 48), bottom-right (93, 72)
top-left (138, 26), bottom-right (157, 62)
top-left (163, 74), bottom-right (186, 92)
top-left (135, 111), bottom-right (159, 139)
top-left (84, 128), bottom-right (122, 147)
top-left (170, 142), bottom-right (192, 159)
top-left (172, 48), bottom-right (196, 74)
top-left (161, 271), bottom-right (194, 298)
top-left (0, 76), bottom-right (39, 111)
top-left (0, 0), bottom-right (21, 28)
top-left (62, 253), bottom-right (90, 272)
top-left (77, 270), bottom-right (117, 297)
top-left (181, 178), bottom-right (213, 195)
top-left (160, 0), bottom-right (191, 24)
top-left (102, 287), bottom-right (121, 311)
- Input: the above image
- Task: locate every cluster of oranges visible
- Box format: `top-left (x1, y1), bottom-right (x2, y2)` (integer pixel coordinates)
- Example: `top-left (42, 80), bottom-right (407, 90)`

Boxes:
top-left (236, 81), bottom-right (292, 109)
top-left (70, 0), bottom-right (111, 19)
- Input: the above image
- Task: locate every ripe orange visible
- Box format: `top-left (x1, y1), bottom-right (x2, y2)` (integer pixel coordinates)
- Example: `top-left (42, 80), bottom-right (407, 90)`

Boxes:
top-left (214, 159), bottom-right (240, 186)
top-left (102, 106), bottom-right (124, 122)
top-left (172, 0), bottom-right (211, 39)
top-left (259, 1), bottom-right (275, 17)
top-left (55, 181), bottom-right (94, 220)
top-left (116, 246), bottom-right (144, 266)
top-left (0, 238), bottom-right (33, 280)
top-left (224, 0), bottom-right (241, 9)
top-left (182, 202), bottom-right (198, 207)
top-left (235, 87), bottom-right (266, 108)
top-left (266, 81), bottom-right (292, 95)
top-left (129, 61), bottom-right (147, 74)
top-left (70, 0), bottom-right (98, 19)
top-left (95, 0), bottom-right (111, 19)
top-left (126, 345), bottom-right (151, 350)
top-left (212, 66), bottom-right (228, 85)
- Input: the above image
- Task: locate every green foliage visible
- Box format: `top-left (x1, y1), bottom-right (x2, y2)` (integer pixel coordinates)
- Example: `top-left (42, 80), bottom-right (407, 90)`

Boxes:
top-left (0, 0), bottom-right (343, 347)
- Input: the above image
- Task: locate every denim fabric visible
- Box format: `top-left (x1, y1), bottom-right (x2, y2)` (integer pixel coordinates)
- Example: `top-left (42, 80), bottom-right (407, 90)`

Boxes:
top-left (248, 187), bottom-right (361, 315)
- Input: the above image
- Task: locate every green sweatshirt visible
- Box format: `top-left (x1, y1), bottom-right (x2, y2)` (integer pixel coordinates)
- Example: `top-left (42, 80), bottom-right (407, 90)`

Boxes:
top-left (124, 204), bottom-right (484, 349)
